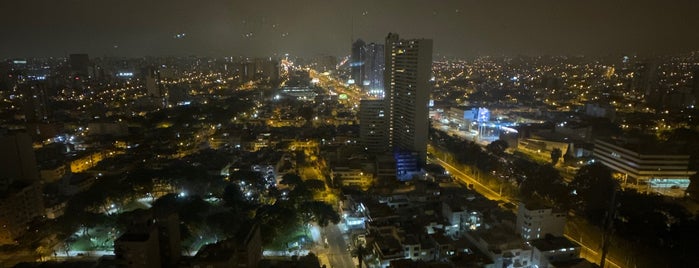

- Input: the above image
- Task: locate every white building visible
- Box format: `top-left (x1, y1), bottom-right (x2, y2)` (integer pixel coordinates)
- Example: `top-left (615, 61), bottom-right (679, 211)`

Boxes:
top-left (530, 235), bottom-right (582, 268)
top-left (516, 202), bottom-right (566, 241)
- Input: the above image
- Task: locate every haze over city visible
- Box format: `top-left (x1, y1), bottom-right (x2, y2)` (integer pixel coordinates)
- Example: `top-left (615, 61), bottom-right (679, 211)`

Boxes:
top-left (2, 1), bottom-right (699, 268)
top-left (2, 0), bottom-right (699, 57)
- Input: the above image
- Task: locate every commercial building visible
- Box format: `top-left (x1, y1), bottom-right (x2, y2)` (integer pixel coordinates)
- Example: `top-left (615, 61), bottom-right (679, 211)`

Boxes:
top-left (351, 39), bottom-right (366, 86)
top-left (593, 139), bottom-right (695, 193)
top-left (363, 42), bottom-right (385, 95)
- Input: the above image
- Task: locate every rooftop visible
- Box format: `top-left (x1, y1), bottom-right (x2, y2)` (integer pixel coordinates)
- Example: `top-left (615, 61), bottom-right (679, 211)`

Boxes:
top-left (530, 235), bottom-right (578, 252)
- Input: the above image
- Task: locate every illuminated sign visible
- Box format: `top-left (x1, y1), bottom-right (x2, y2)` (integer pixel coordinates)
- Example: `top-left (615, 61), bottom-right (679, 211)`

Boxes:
top-left (339, 94), bottom-right (348, 100)
top-left (477, 107), bottom-right (490, 122)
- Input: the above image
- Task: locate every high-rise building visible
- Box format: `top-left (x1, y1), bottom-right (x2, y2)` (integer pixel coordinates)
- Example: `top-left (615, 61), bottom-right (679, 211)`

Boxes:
top-left (359, 99), bottom-right (388, 153)
top-left (145, 68), bottom-right (163, 98)
top-left (0, 182), bottom-right (44, 245)
top-left (351, 39), bottom-right (366, 85)
top-left (0, 133), bottom-right (39, 184)
top-left (363, 43), bottom-right (385, 96)
top-left (384, 33), bottom-right (433, 168)
top-left (691, 67), bottom-right (699, 105)
top-left (69, 54), bottom-right (90, 79)
top-left (20, 82), bottom-right (51, 123)
top-left (313, 55), bottom-right (337, 73)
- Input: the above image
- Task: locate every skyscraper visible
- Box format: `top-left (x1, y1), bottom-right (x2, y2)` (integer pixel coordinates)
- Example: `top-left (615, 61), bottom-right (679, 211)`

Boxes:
top-left (69, 53), bottom-right (90, 79)
top-left (0, 133), bottom-right (39, 184)
top-left (0, 133), bottom-right (43, 245)
top-left (363, 43), bottom-right (385, 96)
top-left (359, 99), bottom-right (388, 153)
top-left (145, 67), bottom-right (163, 98)
top-left (384, 33), bottom-right (433, 168)
top-left (350, 39), bottom-right (366, 85)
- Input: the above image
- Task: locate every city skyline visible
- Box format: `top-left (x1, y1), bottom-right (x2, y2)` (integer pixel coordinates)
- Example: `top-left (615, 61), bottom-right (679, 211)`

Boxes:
top-left (3, 1), bottom-right (699, 267)
top-left (2, 0), bottom-right (699, 58)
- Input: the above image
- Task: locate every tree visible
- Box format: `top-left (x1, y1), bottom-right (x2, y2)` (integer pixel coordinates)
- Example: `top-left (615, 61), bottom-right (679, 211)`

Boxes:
top-left (352, 244), bottom-right (369, 268)
top-left (222, 184), bottom-right (246, 210)
top-left (570, 163), bottom-right (616, 225)
top-left (280, 173), bottom-right (303, 187)
top-left (550, 148), bottom-right (562, 165)
top-left (486, 140), bottom-right (509, 156)
top-left (300, 201), bottom-right (340, 227)
top-left (297, 252), bottom-right (321, 267)
top-left (304, 179), bottom-right (326, 192)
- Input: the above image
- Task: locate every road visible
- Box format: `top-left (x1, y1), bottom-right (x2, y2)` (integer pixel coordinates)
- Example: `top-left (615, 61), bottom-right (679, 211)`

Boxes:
top-left (428, 146), bottom-right (505, 203)
top-left (321, 224), bottom-right (355, 268)
top-left (428, 143), bottom-right (624, 268)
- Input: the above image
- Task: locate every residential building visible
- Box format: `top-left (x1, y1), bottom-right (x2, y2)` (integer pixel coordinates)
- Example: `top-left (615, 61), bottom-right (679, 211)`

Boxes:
top-left (0, 182), bottom-right (44, 245)
top-left (360, 99), bottom-right (388, 154)
top-left (384, 33), bottom-right (433, 167)
top-left (530, 235), bottom-right (582, 268)
top-left (0, 133), bottom-right (39, 184)
top-left (515, 202), bottom-right (566, 241)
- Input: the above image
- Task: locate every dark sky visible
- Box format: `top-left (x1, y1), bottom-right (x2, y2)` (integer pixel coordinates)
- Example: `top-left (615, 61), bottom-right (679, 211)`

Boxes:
top-left (1, 0), bottom-right (698, 58)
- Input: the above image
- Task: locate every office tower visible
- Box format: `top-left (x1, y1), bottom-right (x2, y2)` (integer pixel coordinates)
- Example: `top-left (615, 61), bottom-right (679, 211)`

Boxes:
top-left (593, 139), bottom-right (695, 194)
top-left (633, 61), bottom-right (660, 109)
top-left (359, 99), bottom-right (388, 153)
top-left (0, 133), bottom-right (39, 184)
top-left (313, 55), bottom-right (337, 73)
top-left (69, 53), bottom-right (90, 79)
top-left (351, 39), bottom-right (366, 85)
top-left (145, 68), bottom-right (163, 98)
top-left (363, 43), bottom-right (385, 96)
top-left (21, 82), bottom-right (51, 123)
top-left (259, 58), bottom-right (281, 82)
top-left (239, 60), bottom-right (256, 82)
top-left (692, 68), bottom-right (699, 105)
top-left (384, 33), bottom-right (433, 168)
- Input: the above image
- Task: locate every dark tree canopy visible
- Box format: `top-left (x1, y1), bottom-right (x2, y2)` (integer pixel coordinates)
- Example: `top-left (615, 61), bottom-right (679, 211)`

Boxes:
top-left (280, 173), bottom-right (303, 187)
top-left (304, 179), bottom-right (326, 192)
top-left (570, 163), bottom-right (616, 225)
top-left (486, 139), bottom-right (509, 156)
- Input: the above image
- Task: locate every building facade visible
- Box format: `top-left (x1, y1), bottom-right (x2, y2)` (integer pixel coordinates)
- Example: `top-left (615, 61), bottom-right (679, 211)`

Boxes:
top-left (0, 182), bottom-right (44, 245)
top-left (515, 202), bottom-right (566, 241)
top-left (593, 139), bottom-right (695, 193)
top-left (384, 33), bottom-right (433, 167)
top-left (360, 99), bottom-right (388, 153)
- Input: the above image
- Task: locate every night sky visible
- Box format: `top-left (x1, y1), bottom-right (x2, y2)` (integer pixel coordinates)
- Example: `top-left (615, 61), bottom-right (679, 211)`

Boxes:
top-left (2, 0), bottom-right (698, 58)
